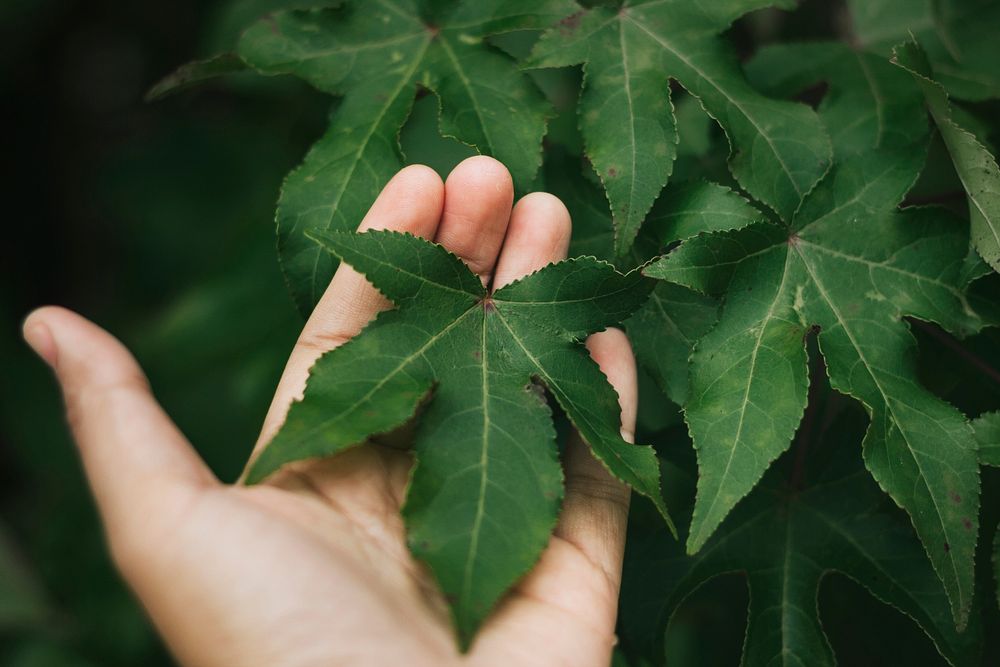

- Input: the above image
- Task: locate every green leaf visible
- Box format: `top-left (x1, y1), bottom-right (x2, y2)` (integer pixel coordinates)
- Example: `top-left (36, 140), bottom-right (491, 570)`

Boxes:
top-left (625, 180), bottom-right (763, 403)
top-left (246, 230), bottom-right (670, 644)
top-left (236, 0), bottom-right (576, 314)
top-left (627, 283), bottom-right (718, 405)
top-left (973, 411), bottom-right (1000, 466)
top-left (526, 0), bottom-right (831, 248)
top-left (647, 144), bottom-right (988, 625)
top-left (644, 180), bottom-right (765, 247)
top-left (930, 0), bottom-right (1000, 99)
top-left (620, 449), bottom-right (981, 666)
top-left (546, 150), bottom-right (618, 261)
top-left (846, 0), bottom-right (938, 53)
top-left (548, 164), bottom-right (762, 406)
top-left (847, 0), bottom-right (1000, 100)
top-left (893, 38), bottom-right (1000, 273)
top-left (745, 41), bottom-right (928, 158)
top-left (144, 53), bottom-right (248, 101)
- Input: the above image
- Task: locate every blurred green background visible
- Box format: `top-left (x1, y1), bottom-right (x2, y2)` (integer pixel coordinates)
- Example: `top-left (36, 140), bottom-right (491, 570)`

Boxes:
top-left (0, 1), bottom-right (485, 662)
top-left (2, 1), bottom-right (999, 665)
top-left (1, 1), bottom-right (329, 663)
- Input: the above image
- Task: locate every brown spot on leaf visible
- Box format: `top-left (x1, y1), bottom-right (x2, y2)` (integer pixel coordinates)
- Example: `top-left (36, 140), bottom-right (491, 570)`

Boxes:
top-left (525, 381), bottom-right (547, 403)
top-left (608, 168), bottom-right (618, 177)
top-left (558, 11), bottom-right (583, 34)
top-left (950, 491), bottom-right (962, 504)
top-left (963, 518), bottom-right (973, 530)
top-left (944, 542), bottom-right (951, 552)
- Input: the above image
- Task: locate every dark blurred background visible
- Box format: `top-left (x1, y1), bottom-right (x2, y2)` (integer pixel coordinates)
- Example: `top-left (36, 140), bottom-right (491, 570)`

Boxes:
top-left (2, 1), bottom-right (999, 665)
top-left (0, 1), bottom-right (331, 664)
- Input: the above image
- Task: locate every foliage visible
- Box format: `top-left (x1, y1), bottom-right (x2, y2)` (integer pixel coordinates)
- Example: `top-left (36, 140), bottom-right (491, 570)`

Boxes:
top-left (7, 0), bottom-right (1000, 663)
top-left (248, 230), bottom-right (668, 643)
top-left (237, 0), bottom-right (576, 314)
top-left (621, 403), bottom-right (982, 667)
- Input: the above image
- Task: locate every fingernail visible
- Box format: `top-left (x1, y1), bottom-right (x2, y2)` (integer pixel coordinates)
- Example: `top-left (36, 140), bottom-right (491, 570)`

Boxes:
top-left (23, 319), bottom-right (57, 368)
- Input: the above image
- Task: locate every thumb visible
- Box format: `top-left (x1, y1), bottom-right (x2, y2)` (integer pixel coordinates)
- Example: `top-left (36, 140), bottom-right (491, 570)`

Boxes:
top-left (22, 307), bottom-right (216, 558)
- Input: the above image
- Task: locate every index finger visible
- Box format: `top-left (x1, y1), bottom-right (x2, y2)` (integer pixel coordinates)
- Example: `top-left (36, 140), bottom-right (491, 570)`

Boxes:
top-left (254, 165), bottom-right (444, 453)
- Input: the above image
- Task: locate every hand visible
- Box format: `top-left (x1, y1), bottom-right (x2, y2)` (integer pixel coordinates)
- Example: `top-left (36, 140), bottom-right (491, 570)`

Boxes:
top-left (23, 157), bottom-right (638, 667)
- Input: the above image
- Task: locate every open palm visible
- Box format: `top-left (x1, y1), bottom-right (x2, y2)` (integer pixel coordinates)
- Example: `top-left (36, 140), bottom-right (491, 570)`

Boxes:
top-left (24, 157), bottom-right (638, 667)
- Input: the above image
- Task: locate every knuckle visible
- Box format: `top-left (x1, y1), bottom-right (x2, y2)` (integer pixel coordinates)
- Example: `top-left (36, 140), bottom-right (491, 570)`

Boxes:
top-left (64, 373), bottom-right (149, 433)
top-left (565, 471), bottom-right (630, 513)
top-left (296, 329), bottom-right (353, 354)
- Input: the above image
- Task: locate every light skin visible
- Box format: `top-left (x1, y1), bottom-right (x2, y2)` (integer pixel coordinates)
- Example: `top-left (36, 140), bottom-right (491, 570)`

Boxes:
top-left (23, 157), bottom-right (638, 667)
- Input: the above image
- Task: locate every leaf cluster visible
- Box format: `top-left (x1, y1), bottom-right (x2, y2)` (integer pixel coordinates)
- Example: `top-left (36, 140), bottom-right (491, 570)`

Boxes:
top-left (156, 0), bottom-right (1000, 660)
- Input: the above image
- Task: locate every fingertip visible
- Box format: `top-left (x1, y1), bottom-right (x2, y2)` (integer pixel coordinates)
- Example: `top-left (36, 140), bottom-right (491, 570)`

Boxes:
top-left (586, 328), bottom-right (637, 438)
top-left (585, 327), bottom-right (632, 357)
top-left (359, 163), bottom-right (444, 237)
top-left (391, 163), bottom-right (445, 203)
top-left (446, 155), bottom-right (514, 195)
top-left (24, 306), bottom-right (111, 372)
top-left (492, 192), bottom-right (572, 288)
top-left (516, 191), bottom-right (571, 221)
top-left (511, 193), bottom-right (572, 251)
top-left (436, 156), bottom-right (515, 280)
top-left (397, 162), bottom-right (443, 183)
top-left (25, 306), bottom-right (146, 392)
top-left (23, 307), bottom-right (60, 367)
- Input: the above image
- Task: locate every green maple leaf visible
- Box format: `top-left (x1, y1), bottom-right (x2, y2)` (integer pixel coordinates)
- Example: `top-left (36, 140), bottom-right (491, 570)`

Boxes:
top-left (145, 53), bottom-right (249, 102)
top-left (846, 0), bottom-right (1000, 101)
top-left (619, 443), bottom-right (981, 666)
top-left (233, 0), bottom-right (576, 314)
top-left (744, 41), bottom-right (928, 159)
top-left (525, 0), bottom-right (832, 254)
top-left (245, 229), bottom-right (671, 643)
top-left (549, 164), bottom-right (764, 407)
top-left (646, 143), bottom-right (991, 626)
top-left (893, 38), bottom-right (1000, 274)
top-left (625, 181), bottom-right (763, 405)
top-left (544, 151), bottom-right (764, 407)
